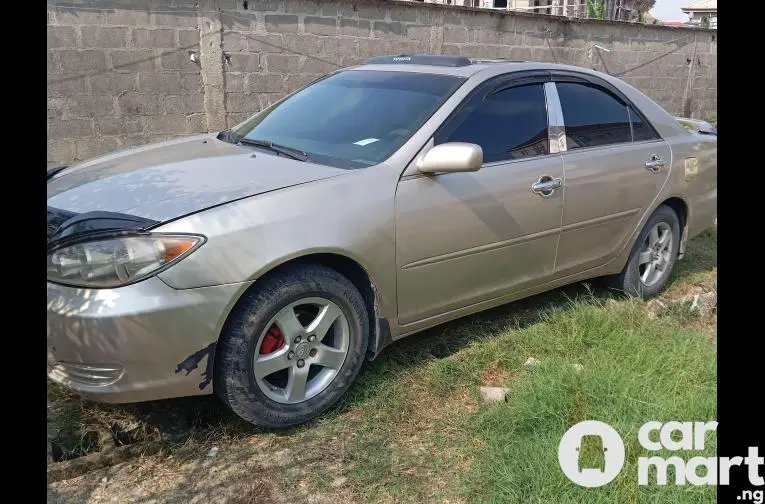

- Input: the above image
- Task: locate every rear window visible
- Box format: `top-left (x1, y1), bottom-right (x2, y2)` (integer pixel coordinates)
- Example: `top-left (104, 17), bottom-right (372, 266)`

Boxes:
top-left (229, 70), bottom-right (466, 170)
top-left (556, 82), bottom-right (632, 149)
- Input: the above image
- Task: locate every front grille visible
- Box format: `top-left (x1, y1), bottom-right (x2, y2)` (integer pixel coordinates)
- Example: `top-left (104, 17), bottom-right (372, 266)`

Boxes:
top-left (48, 361), bottom-right (124, 387)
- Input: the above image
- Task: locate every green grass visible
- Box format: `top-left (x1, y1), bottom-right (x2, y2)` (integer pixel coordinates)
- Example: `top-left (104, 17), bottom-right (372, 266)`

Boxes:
top-left (454, 300), bottom-right (715, 503)
top-left (48, 229), bottom-right (716, 504)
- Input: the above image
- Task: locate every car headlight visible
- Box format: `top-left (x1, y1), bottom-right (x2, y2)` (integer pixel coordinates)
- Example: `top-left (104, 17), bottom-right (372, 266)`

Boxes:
top-left (46, 234), bottom-right (205, 288)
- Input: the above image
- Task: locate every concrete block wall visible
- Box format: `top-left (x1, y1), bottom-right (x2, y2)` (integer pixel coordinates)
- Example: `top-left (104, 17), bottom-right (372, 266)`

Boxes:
top-left (47, 0), bottom-right (717, 166)
top-left (47, 0), bottom-right (204, 165)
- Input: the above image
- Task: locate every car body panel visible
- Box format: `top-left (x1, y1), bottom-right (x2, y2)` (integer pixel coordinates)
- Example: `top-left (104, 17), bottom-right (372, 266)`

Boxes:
top-left (395, 154), bottom-right (564, 324)
top-left (47, 277), bottom-right (251, 402)
top-left (554, 139), bottom-right (673, 276)
top-left (154, 164), bottom-right (398, 323)
top-left (47, 59), bottom-right (716, 403)
top-left (47, 133), bottom-right (347, 222)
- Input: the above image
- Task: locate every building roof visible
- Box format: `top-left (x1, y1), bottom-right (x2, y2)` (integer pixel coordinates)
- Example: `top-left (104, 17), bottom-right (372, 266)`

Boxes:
top-left (663, 21), bottom-right (685, 27)
top-left (681, 0), bottom-right (716, 12)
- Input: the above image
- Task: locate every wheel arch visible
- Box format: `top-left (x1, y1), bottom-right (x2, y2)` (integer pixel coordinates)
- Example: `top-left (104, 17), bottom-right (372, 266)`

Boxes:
top-left (661, 196), bottom-right (688, 229)
top-left (214, 251), bottom-right (392, 377)
top-left (659, 196), bottom-right (689, 258)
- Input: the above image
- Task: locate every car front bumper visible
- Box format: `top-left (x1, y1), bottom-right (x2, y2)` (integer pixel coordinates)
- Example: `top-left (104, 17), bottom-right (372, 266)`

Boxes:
top-left (47, 277), bottom-right (248, 403)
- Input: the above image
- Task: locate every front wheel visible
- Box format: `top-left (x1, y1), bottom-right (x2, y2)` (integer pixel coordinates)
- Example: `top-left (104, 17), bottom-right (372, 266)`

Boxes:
top-left (608, 205), bottom-right (681, 299)
top-left (214, 264), bottom-right (369, 428)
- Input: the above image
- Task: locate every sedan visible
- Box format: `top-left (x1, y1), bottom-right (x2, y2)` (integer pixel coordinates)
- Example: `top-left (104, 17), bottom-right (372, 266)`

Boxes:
top-left (47, 55), bottom-right (717, 427)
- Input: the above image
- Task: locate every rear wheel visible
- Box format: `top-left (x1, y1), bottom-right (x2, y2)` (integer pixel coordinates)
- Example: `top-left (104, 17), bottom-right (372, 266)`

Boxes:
top-left (215, 264), bottom-right (369, 428)
top-left (608, 205), bottom-right (681, 299)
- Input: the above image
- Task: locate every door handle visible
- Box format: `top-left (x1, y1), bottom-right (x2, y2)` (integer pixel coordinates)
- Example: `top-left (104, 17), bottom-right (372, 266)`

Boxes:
top-left (531, 175), bottom-right (563, 197)
top-left (645, 154), bottom-right (667, 173)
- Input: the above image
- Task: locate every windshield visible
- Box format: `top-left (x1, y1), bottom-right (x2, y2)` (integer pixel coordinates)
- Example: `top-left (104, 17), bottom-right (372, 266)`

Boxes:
top-left (228, 70), bottom-right (466, 170)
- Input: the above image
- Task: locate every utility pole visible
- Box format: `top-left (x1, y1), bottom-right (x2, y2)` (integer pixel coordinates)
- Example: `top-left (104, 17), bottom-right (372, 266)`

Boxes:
top-left (682, 36), bottom-right (699, 118)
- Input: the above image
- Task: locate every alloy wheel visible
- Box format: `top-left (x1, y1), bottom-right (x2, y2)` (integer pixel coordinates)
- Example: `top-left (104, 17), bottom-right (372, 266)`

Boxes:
top-left (252, 297), bottom-right (350, 404)
top-left (637, 222), bottom-right (673, 287)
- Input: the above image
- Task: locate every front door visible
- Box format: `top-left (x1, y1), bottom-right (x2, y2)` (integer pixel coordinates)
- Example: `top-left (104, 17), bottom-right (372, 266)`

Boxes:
top-left (548, 74), bottom-right (672, 276)
top-left (395, 73), bottom-right (565, 326)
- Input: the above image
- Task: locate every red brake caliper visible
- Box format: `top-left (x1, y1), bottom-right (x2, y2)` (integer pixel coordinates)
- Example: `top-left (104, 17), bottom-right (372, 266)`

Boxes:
top-left (260, 326), bottom-right (285, 355)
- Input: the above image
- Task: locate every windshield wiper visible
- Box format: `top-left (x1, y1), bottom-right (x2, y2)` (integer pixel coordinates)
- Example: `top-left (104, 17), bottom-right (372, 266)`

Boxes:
top-left (217, 129), bottom-right (236, 143)
top-left (238, 138), bottom-right (310, 162)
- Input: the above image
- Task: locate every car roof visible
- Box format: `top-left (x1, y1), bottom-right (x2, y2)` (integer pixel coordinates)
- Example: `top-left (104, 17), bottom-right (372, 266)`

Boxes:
top-left (347, 54), bottom-right (610, 80)
top-left (345, 54), bottom-right (687, 140)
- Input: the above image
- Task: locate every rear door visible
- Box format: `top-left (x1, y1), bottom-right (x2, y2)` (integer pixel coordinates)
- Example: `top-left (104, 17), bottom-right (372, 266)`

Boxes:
top-left (395, 72), bottom-right (565, 325)
top-left (549, 72), bottom-right (671, 276)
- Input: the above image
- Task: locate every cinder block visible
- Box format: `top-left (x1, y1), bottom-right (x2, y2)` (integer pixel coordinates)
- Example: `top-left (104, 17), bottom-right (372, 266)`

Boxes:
top-left (373, 21), bottom-right (406, 38)
top-left (247, 34), bottom-right (285, 54)
top-left (266, 54), bottom-right (301, 74)
top-left (139, 72), bottom-right (182, 93)
top-left (159, 50), bottom-right (198, 72)
top-left (180, 73), bottom-right (204, 93)
top-left (227, 52), bottom-right (261, 72)
top-left (96, 116), bottom-right (143, 136)
top-left (304, 16), bottom-right (337, 36)
top-left (220, 12), bottom-right (256, 31)
top-left (112, 50), bottom-right (157, 72)
top-left (75, 137), bottom-right (122, 161)
top-left (47, 97), bottom-right (68, 119)
top-left (178, 29), bottom-right (199, 49)
top-left (152, 12), bottom-right (198, 28)
top-left (107, 8), bottom-right (151, 26)
top-left (57, 50), bottom-right (108, 72)
top-left (223, 32), bottom-right (247, 52)
top-left (282, 35), bottom-right (322, 56)
top-left (47, 26), bottom-right (77, 49)
top-left (248, 74), bottom-right (286, 93)
top-left (224, 72), bottom-right (245, 92)
top-left (118, 93), bottom-right (161, 115)
top-left (67, 96), bottom-right (116, 117)
top-left (406, 25), bottom-right (431, 42)
top-left (133, 28), bottom-right (176, 48)
top-left (390, 6), bottom-right (419, 23)
top-left (47, 140), bottom-right (76, 165)
top-left (443, 26), bottom-right (467, 43)
top-left (90, 73), bottom-right (138, 94)
top-left (55, 8), bottom-right (109, 25)
top-left (48, 118), bottom-right (94, 138)
top-left (81, 26), bottom-right (130, 48)
top-left (265, 14), bottom-right (299, 33)
top-left (225, 92), bottom-right (257, 113)
top-left (340, 19), bottom-right (371, 37)
top-left (145, 114), bottom-right (188, 134)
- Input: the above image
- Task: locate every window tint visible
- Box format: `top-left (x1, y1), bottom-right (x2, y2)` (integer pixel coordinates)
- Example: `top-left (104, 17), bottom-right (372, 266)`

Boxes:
top-left (556, 82), bottom-right (632, 149)
top-left (629, 106), bottom-right (660, 142)
top-left (435, 83), bottom-right (549, 163)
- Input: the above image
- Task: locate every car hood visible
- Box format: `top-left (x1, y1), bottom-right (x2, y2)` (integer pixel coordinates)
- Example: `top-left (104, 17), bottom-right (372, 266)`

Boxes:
top-left (47, 134), bottom-right (347, 228)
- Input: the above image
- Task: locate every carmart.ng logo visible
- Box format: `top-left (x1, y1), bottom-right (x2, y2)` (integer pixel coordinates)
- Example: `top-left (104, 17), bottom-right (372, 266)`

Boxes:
top-left (558, 420), bottom-right (626, 487)
top-left (559, 420), bottom-right (764, 500)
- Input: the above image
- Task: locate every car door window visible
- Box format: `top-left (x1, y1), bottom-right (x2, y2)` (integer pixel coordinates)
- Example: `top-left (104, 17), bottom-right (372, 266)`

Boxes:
top-left (434, 83), bottom-right (549, 163)
top-left (556, 82), bottom-right (632, 150)
top-left (629, 105), bottom-right (661, 142)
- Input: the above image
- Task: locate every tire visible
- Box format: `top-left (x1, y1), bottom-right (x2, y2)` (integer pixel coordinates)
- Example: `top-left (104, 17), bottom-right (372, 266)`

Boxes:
top-left (608, 204), bottom-right (681, 299)
top-left (214, 264), bottom-right (369, 428)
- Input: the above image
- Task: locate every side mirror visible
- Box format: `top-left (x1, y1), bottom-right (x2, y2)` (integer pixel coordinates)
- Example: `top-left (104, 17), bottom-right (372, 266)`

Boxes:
top-left (417, 142), bottom-right (483, 174)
